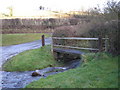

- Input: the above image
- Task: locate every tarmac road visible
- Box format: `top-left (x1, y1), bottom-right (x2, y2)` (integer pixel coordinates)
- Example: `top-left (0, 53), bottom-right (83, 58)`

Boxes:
top-left (0, 38), bottom-right (52, 69)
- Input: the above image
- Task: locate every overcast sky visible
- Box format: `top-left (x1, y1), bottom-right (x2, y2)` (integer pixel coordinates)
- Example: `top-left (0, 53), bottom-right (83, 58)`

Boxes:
top-left (0, 0), bottom-right (119, 16)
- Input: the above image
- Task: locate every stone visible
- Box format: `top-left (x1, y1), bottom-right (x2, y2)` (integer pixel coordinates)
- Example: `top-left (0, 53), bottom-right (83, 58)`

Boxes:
top-left (49, 64), bottom-right (53, 67)
top-left (31, 72), bottom-right (40, 77)
top-left (31, 70), bottom-right (45, 77)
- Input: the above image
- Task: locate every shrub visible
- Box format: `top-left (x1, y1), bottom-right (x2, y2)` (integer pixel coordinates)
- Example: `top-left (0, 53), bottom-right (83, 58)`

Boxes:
top-left (53, 25), bottom-right (77, 37)
top-left (52, 25), bottom-right (77, 46)
top-left (69, 18), bottom-right (79, 25)
top-left (105, 20), bottom-right (119, 55)
top-left (86, 20), bottom-right (119, 55)
top-left (53, 18), bottom-right (119, 55)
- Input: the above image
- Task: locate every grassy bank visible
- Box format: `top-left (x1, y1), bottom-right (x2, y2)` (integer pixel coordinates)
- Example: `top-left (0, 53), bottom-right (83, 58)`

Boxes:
top-left (25, 53), bottom-right (119, 88)
top-left (2, 45), bottom-right (62, 71)
top-left (2, 33), bottom-right (51, 46)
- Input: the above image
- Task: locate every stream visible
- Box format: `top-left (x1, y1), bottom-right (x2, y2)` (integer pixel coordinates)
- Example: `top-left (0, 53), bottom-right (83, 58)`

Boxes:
top-left (0, 38), bottom-right (81, 88)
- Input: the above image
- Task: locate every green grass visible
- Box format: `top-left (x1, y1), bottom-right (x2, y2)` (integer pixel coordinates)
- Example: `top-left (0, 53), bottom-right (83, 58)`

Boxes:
top-left (2, 45), bottom-right (62, 71)
top-left (25, 53), bottom-right (119, 88)
top-left (2, 33), bottom-right (51, 46)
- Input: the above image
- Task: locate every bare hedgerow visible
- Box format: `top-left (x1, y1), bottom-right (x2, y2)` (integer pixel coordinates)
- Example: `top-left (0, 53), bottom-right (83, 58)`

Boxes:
top-left (69, 18), bottom-right (79, 25)
top-left (83, 19), bottom-right (119, 55)
top-left (52, 24), bottom-right (92, 48)
top-left (53, 25), bottom-right (78, 45)
top-left (53, 18), bottom-right (119, 55)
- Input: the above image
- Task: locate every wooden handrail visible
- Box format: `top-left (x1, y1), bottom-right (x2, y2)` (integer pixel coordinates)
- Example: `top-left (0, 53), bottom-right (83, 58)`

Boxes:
top-left (52, 37), bottom-right (109, 40)
top-left (52, 37), bottom-right (109, 52)
top-left (53, 45), bottom-right (99, 51)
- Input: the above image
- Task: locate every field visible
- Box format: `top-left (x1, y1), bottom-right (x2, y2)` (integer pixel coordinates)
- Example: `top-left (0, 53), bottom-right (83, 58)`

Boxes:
top-left (2, 33), bottom-right (51, 46)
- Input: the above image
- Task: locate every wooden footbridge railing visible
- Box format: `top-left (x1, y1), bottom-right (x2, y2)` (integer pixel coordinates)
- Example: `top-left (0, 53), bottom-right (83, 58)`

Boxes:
top-left (51, 36), bottom-right (109, 61)
top-left (52, 37), bottom-right (109, 52)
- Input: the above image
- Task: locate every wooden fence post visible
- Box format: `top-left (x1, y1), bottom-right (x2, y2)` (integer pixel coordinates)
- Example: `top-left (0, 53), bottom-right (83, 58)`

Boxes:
top-left (105, 35), bottom-right (108, 52)
top-left (98, 36), bottom-right (103, 52)
top-left (42, 35), bottom-right (45, 46)
top-left (51, 37), bottom-right (53, 52)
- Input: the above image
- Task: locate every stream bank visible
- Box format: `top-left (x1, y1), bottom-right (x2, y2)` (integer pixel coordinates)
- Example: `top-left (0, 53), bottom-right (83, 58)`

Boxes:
top-left (1, 39), bottom-right (82, 88)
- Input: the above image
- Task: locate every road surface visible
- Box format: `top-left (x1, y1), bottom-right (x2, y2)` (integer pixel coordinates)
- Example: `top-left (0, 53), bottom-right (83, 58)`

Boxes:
top-left (0, 38), bottom-right (52, 68)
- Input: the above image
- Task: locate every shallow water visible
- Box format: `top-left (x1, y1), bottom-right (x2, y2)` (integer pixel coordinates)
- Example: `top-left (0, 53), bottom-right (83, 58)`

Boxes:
top-left (1, 67), bottom-right (64, 88)
top-left (1, 60), bottom-right (81, 88)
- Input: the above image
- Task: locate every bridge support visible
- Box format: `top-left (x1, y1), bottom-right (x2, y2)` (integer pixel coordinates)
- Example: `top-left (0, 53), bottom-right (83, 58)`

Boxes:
top-left (42, 35), bottom-right (45, 47)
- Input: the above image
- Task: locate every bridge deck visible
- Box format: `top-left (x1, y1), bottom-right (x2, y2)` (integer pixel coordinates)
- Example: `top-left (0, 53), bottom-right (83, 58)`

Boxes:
top-left (53, 48), bottom-right (84, 55)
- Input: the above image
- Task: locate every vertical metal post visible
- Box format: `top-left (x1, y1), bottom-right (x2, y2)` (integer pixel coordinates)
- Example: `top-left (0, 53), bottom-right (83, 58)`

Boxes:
top-left (42, 35), bottom-right (45, 46)
top-left (98, 36), bottom-right (103, 52)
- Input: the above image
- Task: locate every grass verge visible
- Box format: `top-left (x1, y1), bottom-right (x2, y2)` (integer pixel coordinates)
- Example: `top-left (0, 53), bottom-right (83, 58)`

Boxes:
top-left (25, 53), bottom-right (119, 88)
top-left (2, 33), bottom-right (51, 46)
top-left (2, 45), bottom-right (62, 71)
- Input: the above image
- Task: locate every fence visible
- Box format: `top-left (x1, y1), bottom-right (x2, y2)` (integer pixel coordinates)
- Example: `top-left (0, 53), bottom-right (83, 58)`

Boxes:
top-left (52, 37), bottom-right (109, 52)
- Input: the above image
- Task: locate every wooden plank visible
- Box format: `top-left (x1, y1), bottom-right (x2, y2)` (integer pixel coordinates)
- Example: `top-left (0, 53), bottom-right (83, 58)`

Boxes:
top-left (52, 37), bottom-right (109, 40)
top-left (102, 38), bottom-right (109, 40)
top-left (52, 37), bottom-right (99, 40)
top-left (52, 37), bottom-right (109, 52)
top-left (53, 45), bottom-right (99, 51)
top-left (53, 48), bottom-right (84, 54)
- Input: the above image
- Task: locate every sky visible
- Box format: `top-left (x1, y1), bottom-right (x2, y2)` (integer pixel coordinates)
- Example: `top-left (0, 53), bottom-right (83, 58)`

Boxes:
top-left (0, 0), bottom-right (119, 16)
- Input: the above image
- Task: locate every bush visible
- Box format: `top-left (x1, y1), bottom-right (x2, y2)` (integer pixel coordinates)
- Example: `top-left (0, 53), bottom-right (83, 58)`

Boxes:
top-left (105, 20), bottom-right (119, 55)
top-left (85, 20), bottom-right (119, 55)
top-left (69, 18), bottom-right (79, 25)
top-left (53, 25), bottom-right (77, 37)
top-left (52, 25), bottom-right (77, 46)
top-left (53, 18), bottom-right (119, 55)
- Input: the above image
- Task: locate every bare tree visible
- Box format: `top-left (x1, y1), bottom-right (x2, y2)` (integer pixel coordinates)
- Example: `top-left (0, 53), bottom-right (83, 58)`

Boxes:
top-left (103, 0), bottom-right (120, 20)
top-left (39, 6), bottom-right (44, 10)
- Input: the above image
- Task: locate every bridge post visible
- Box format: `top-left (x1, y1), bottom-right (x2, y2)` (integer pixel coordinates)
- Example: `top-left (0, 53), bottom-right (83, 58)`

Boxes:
top-left (98, 36), bottom-right (103, 52)
top-left (42, 35), bottom-right (45, 46)
top-left (51, 37), bottom-right (53, 52)
top-left (105, 35), bottom-right (109, 52)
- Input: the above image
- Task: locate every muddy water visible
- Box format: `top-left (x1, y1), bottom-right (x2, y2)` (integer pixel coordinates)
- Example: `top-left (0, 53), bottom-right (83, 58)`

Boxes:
top-left (0, 38), bottom-right (82, 88)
